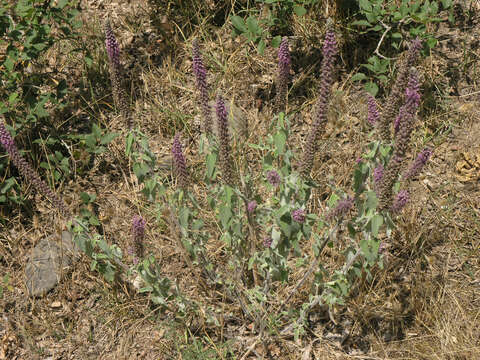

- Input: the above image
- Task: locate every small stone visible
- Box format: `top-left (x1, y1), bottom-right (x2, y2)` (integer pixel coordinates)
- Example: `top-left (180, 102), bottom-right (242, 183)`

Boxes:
top-left (25, 231), bottom-right (79, 297)
top-left (50, 301), bottom-right (62, 309)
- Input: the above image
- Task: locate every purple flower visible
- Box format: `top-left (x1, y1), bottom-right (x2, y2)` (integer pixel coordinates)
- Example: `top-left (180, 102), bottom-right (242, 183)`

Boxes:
top-left (192, 40), bottom-right (212, 135)
top-left (131, 215), bottom-right (146, 260)
top-left (301, 29), bottom-right (337, 175)
top-left (275, 37), bottom-right (291, 113)
top-left (172, 133), bottom-right (188, 188)
top-left (367, 94), bottom-right (379, 126)
top-left (326, 196), bottom-right (354, 220)
top-left (266, 170), bottom-right (281, 187)
top-left (378, 69), bottom-right (421, 211)
top-left (292, 208), bottom-right (306, 224)
top-left (104, 19), bottom-right (120, 68)
top-left (247, 200), bottom-right (257, 213)
top-left (215, 95), bottom-right (234, 184)
top-left (0, 121), bottom-right (70, 217)
top-left (393, 71), bottom-right (420, 135)
top-left (263, 236), bottom-right (272, 248)
top-left (127, 247), bottom-right (139, 265)
top-left (104, 19), bottom-right (132, 128)
top-left (378, 38), bottom-right (422, 141)
top-left (403, 147), bottom-right (432, 180)
top-left (373, 164), bottom-right (384, 185)
top-left (392, 190), bottom-right (409, 213)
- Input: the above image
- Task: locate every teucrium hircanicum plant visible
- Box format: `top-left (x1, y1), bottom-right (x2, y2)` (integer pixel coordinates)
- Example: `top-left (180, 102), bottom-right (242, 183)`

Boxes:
top-left (192, 40), bottom-right (212, 135)
top-left (104, 19), bottom-right (133, 129)
top-left (300, 27), bottom-right (338, 176)
top-left (1, 22), bottom-right (437, 337)
top-left (275, 37), bottom-right (291, 114)
top-left (159, 35), bottom-right (433, 336)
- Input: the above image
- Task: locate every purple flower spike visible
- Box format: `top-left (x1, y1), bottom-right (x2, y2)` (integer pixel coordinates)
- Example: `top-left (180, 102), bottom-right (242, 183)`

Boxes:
top-left (104, 19), bottom-right (132, 128)
top-left (292, 208), bottom-right (306, 224)
top-left (327, 196), bottom-right (354, 220)
top-left (392, 190), bottom-right (409, 213)
top-left (403, 147), bottom-right (432, 180)
top-left (373, 164), bottom-right (384, 186)
top-left (278, 38), bottom-right (291, 75)
top-left (266, 170), bottom-right (281, 187)
top-left (367, 94), bottom-right (379, 126)
top-left (301, 29), bottom-right (338, 175)
top-left (395, 71), bottom-right (420, 149)
top-left (275, 37), bottom-right (291, 113)
top-left (192, 40), bottom-right (212, 135)
top-left (215, 95), bottom-right (234, 184)
top-left (0, 121), bottom-right (70, 217)
top-left (379, 38), bottom-right (422, 141)
top-left (172, 133), bottom-right (188, 188)
top-left (247, 200), bottom-right (257, 213)
top-left (131, 215), bottom-right (146, 261)
top-left (105, 20), bottom-right (120, 68)
top-left (378, 69), bottom-right (421, 210)
top-left (322, 29), bottom-right (338, 58)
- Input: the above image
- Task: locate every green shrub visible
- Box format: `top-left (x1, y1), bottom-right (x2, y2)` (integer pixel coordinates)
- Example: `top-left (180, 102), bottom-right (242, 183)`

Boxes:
top-left (0, 0), bottom-right (82, 212)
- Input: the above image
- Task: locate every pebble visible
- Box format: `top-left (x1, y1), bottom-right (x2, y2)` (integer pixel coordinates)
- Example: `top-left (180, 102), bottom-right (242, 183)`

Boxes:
top-left (25, 231), bottom-right (80, 297)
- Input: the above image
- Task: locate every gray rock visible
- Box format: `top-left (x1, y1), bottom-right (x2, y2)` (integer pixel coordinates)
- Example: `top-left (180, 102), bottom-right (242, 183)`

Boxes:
top-left (25, 231), bottom-right (79, 297)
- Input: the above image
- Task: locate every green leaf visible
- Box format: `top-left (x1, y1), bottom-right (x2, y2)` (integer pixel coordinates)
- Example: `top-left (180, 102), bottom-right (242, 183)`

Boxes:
top-left (327, 193), bottom-right (339, 208)
top-left (192, 219), bottom-right (203, 230)
top-left (391, 32), bottom-right (402, 39)
top-left (57, 0), bottom-right (69, 9)
top-left (393, 11), bottom-right (402, 21)
top-left (271, 35), bottom-right (282, 48)
top-left (351, 72), bottom-right (367, 82)
top-left (89, 215), bottom-right (100, 226)
top-left (80, 192), bottom-right (91, 204)
top-left (274, 131), bottom-right (286, 155)
top-left (370, 214), bottom-right (383, 237)
top-left (365, 191), bottom-right (378, 211)
top-left (100, 132), bottom-right (119, 145)
top-left (246, 16), bottom-right (260, 35)
top-left (359, 0), bottom-right (372, 12)
top-left (231, 15), bottom-right (247, 33)
top-left (8, 92), bottom-right (19, 104)
top-left (365, 81), bottom-right (379, 96)
top-left (218, 204), bottom-right (232, 228)
top-left (353, 168), bottom-right (364, 193)
top-left (441, 0), bottom-right (452, 9)
top-left (293, 5), bottom-right (307, 17)
top-left (365, 12), bottom-right (377, 24)
top-left (426, 37), bottom-right (437, 49)
top-left (92, 123), bottom-right (101, 138)
top-left (178, 207), bottom-right (190, 229)
top-left (248, 256), bottom-right (255, 270)
top-left (1, 178), bottom-right (16, 194)
top-left (125, 132), bottom-right (134, 156)
top-left (206, 153), bottom-right (217, 180)
top-left (257, 39), bottom-right (266, 55)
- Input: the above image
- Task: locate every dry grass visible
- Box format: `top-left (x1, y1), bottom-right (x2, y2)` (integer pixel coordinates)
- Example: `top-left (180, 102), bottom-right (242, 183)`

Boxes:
top-left (1, 0), bottom-right (480, 359)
